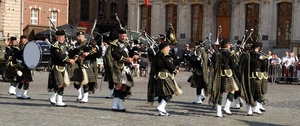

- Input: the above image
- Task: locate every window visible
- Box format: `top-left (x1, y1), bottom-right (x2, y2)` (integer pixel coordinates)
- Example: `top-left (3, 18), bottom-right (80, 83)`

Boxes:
top-left (110, 3), bottom-right (117, 19)
top-left (191, 4), bottom-right (203, 44)
top-left (80, 0), bottom-right (89, 20)
top-left (98, 0), bottom-right (105, 19)
top-left (245, 3), bottom-right (260, 43)
top-left (31, 9), bottom-right (39, 25)
top-left (50, 11), bottom-right (57, 26)
top-left (165, 4), bottom-right (177, 32)
top-left (276, 2), bottom-right (293, 47)
top-left (140, 4), bottom-right (151, 34)
top-left (124, 4), bottom-right (128, 22)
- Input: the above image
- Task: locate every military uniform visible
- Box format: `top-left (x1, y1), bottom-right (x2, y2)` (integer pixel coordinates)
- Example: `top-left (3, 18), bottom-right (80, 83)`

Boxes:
top-left (14, 35), bottom-right (33, 99)
top-left (187, 41), bottom-right (209, 104)
top-left (69, 31), bottom-right (101, 103)
top-left (148, 41), bottom-right (178, 116)
top-left (249, 42), bottom-right (267, 114)
top-left (103, 29), bottom-right (134, 112)
top-left (48, 30), bottom-right (72, 107)
top-left (5, 37), bottom-right (19, 95)
top-left (209, 39), bottom-right (240, 117)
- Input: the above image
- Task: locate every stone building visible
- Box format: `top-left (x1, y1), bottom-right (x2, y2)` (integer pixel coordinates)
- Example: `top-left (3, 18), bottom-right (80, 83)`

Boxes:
top-left (127, 0), bottom-right (300, 56)
top-left (69, 0), bottom-right (128, 34)
top-left (0, 0), bottom-right (21, 38)
top-left (0, 0), bottom-right (69, 41)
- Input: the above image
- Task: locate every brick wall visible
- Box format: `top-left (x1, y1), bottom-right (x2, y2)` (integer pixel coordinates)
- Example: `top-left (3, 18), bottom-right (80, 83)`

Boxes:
top-left (1, 0), bottom-right (21, 37)
top-left (22, 0), bottom-right (69, 31)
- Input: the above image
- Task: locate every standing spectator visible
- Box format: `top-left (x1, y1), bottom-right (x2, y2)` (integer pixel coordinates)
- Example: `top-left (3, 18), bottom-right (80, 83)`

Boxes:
top-left (182, 44), bottom-right (191, 71)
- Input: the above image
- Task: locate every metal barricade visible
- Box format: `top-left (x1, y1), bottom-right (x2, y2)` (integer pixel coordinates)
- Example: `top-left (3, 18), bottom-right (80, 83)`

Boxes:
top-left (275, 64), bottom-right (299, 84)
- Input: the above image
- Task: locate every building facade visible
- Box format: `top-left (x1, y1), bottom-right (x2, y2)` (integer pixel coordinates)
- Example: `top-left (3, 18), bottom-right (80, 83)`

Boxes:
top-left (0, 0), bottom-right (68, 41)
top-left (69, 0), bottom-right (128, 34)
top-left (22, 0), bottom-right (69, 40)
top-left (128, 0), bottom-right (300, 56)
top-left (0, 0), bottom-right (21, 38)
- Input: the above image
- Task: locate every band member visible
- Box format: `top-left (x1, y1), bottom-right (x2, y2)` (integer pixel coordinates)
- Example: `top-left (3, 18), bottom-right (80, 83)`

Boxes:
top-left (249, 41), bottom-right (266, 114)
top-left (104, 28), bottom-right (134, 112)
top-left (148, 41), bottom-right (179, 116)
top-left (5, 37), bottom-right (20, 95)
top-left (70, 31), bottom-right (101, 103)
top-left (15, 35), bottom-right (33, 99)
top-left (48, 30), bottom-right (76, 107)
top-left (238, 42), bottom-right (256, 116)
top-left (187, 40), bottom-right (209, 104)
top-left (210, 39), bottom-right (240, 117)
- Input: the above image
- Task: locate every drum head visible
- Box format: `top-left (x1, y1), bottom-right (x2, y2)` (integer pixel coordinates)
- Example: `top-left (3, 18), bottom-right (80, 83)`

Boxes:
top-left (23, 41), bottom-right (42, 69)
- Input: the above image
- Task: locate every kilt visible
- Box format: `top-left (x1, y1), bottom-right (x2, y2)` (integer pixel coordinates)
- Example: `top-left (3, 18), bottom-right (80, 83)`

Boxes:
top-left (190, 71), bottom-right (206, 89)
top-left (261, 78), bottom-right (268, 94)
top-left (18, 64), bottom-right (33, 81)
top-left (155, 72), bottom-right (175, 96)
top-left (68, 62), bottom-right (83, 83)
top-left (220, 76), bottom-right (239, 93)
top-left (250, 78), bottom-right (263, 97)
top-left (85, 67), bottom-right (96, 82)
top-left (52, 65), bottom-right (66, 85)
top-left (6, 65), bottom-right (17, 79)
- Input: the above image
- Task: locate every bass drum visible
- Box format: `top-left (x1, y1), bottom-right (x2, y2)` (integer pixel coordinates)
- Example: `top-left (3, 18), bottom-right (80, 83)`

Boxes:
top-left (23, 40), bottom-right (51, 69)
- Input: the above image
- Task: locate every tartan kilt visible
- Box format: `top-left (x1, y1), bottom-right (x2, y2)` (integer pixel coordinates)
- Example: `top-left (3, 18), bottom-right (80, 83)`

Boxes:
top-left (155, 74), bottom-right (175, 96)
top-left (18, 64), bottom-right (33, 81)
top-left (261, 78), bottom-right (268, 94)
top-left (250, 78), bottom-right (263, 97)
top-left (52, 66), bottom-right (66, 85)
top-left (190, 71), bottom-right (206, 89)
top-left (85, 67), bottom-right (96, 82)
top-left (221, 76), bottom-right (238, 93)
top-left (6, 65), bottom-right (17, 79)
top-left (68, 63), bottom-right (83, 83)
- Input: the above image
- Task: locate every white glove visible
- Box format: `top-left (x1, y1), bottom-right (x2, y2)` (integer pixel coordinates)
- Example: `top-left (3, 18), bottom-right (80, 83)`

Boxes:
top-left (17, 70), bottom-right (23, 76)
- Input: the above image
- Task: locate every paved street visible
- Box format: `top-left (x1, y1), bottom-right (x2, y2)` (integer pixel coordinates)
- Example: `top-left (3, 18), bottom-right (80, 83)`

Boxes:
top-left (0, 70), bottom-right (300, 126)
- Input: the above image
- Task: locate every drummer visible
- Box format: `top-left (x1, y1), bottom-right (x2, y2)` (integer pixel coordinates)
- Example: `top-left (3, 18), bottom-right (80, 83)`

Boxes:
top-left (15, 35), bottom-right (33, 99)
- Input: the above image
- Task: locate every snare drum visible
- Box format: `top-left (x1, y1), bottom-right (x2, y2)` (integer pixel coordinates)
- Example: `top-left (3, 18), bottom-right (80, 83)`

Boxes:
top-left (23, 40), bottom-right (51, 69)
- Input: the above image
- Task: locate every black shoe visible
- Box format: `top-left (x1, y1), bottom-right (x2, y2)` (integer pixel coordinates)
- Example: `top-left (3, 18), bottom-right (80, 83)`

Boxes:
top-left (111, 108), bottom-right (119, 112)
top-left (192, 101), bottom-right (202, 104)
top-left (247, 114), bottom-right (253, 116)
top-left (55, 104), bottom-right (67, 107)
top-left (260, 109), bottom-right (266, 112)
top-left (118, 109), bottom-right (126, 112)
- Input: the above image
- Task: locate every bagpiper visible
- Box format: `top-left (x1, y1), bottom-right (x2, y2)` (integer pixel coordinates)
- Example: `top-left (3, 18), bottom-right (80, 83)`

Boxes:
top-left (48, 30), bottom-right (76, 107)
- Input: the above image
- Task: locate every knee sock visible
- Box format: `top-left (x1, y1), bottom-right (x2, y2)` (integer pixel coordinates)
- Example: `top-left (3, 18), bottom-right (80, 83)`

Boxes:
top-left (162, 95), bottom-right (172, 102)
top-left (218, 97), bottom-right (223, 105)
top-left (74, 84), bottom-right (81, 90)
top-left (23, 83), bottom-right (29, 90)
top-left (227, 92), bottom-right (234, 102)
top-left (18, 82), bottom-right (24, 89)
top-left (83, 85), bottom-right (89, 93)
top-left (113, 89), bottom-right (121, 98)
top-left (196, 88), bottom-right (201, 95)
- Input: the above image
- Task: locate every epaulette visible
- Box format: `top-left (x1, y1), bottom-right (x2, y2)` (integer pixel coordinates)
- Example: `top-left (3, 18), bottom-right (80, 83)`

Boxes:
top-left (12, 46), bottom-right (20, 51)
top-left (230, 51), bottom-right (235, 56)
top-left (51, 41), bottom-right (59, 48)
top-left (110, 39), bottom-right (118, 47)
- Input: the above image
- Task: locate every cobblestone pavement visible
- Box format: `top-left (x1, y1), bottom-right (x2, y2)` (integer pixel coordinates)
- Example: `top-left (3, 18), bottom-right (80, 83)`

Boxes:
top-left (0, 70), bottom-right (300, 126)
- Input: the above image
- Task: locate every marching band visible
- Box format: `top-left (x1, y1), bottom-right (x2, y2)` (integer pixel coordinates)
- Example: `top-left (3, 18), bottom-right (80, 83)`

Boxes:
top-left (2, 24), bottom-right (300, 117)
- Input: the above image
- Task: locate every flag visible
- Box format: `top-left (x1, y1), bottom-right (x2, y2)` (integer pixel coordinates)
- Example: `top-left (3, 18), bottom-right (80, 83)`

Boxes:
top-left (145, 0), bottom-right (149, 6)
